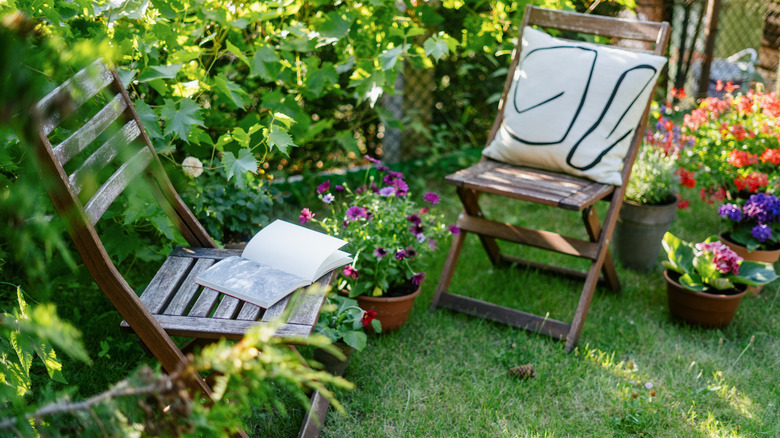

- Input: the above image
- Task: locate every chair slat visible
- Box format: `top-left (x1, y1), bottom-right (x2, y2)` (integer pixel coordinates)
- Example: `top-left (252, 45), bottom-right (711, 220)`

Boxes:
top-left (283, 276), bottom-right (330, 327)
top-left (528, 7), bottom-right (666, 43)
top-left (188, 287), bottom-right (221, 318)
top-left (69, 119), bottom-right (142, 196)
top-left (150, 315), bottom-right (313, 339)
top-left (83, 146), bottom-right (153, 225)
top-left (53, 93), bottom-right (127, 166)
top-left (140, 255), bottom-right (196, 313)
top-left (235, 301), bottom-right (263, 321)
top-left (212, 295), bottom-right (242, 319)
top-left (37, 59), bottom-right (114, 137)
top-left (164, 258), bottom-right (216, 316)
top-left (171, 246), bottom-right (241, 259)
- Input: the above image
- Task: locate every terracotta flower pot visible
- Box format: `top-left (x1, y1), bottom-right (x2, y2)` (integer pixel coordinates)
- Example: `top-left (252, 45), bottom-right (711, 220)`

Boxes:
top-left (664, 270), bottom-right (747, 328)
top-left (355, 284), bottom-right (421, 331)
top-left (719, 233), bottom-right (780, 296)
top-left (313, 341), bottom-right (355, 376)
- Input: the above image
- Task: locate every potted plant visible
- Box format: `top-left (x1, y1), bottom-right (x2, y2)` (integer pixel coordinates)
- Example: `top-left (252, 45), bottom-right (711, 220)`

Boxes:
top-left (717, 192), bottom-right (780, 294)
top-left (661, 232), bottom-right (777, 327)
top-left (301, 157), bottom-right (455, 330)
top-left (313, 292), bottom-right (381, 375)
top-left (679, 84), bottom-right (780, 202)
top-left (614, 101), bottom-right (687, 271)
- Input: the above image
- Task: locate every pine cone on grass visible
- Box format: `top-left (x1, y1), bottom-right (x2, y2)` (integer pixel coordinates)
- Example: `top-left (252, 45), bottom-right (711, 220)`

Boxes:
top-left (509, 364), bottom-right (535, 379)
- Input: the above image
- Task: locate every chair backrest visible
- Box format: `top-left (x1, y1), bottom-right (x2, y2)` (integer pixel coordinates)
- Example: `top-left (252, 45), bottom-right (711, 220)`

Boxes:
top-left (32, 60), bottom-right (215, 387)
top-left (487, 5), bottom-right (671, 185)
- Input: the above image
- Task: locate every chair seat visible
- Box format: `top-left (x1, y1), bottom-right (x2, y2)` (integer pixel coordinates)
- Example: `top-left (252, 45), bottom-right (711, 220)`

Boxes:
top-left (445, 159), bottom-right (615, 211)
top-left (120, 247), bottom-right (328, 339)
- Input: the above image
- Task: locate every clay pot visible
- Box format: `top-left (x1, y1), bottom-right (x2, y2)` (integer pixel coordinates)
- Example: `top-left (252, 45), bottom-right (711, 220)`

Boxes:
top-left (719, 234), bottom-right (780, 296)
top-left (355, 284), bottom-right (421, 331)
top-left (664, 270), bottom-right (747, 328)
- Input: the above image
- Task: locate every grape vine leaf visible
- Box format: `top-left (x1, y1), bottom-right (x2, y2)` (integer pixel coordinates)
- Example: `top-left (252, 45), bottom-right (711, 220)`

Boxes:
top-left (161, 98), bottom-right (204, 140)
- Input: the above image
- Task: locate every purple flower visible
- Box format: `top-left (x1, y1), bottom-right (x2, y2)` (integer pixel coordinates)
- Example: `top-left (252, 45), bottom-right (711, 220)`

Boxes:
top-left (346, 206), bottom-right (368, 221)
top-left (395, 250), bottom-right (406, 260)
top-left (377, 165), bottom-right (389, 172)
top-left (392, 179), bottom-right (409, 197)
top-left (335, 184), bottom-right (345, 193)
top-left (317, 180), bottom-right (331, 194)
top-left (423, 192), bottom-right (441, 205)
top-left (405, 246), bottom-right (418, 258)
top-left (411, 272), bottom-right (426, 286)
top-left (718, 204), bottom-right (742, 222)
top-left (410, 223), bottom-right (424, 235)
top-left (416, 233), bottom-right (426, 243)
top-left (342, 265), bottom-right (359, 279)
top-left (448, 225), bottom-right (460, 235)
top-left (752, 223), bottom-right (772, 242)
top-left (428, 239), bottom-right (437, 250)
top-left (322, 193), bottom-right (335, 204)
top-left (374, 247), bottom-right (387, 259)
top-left (743, 193), bottom-right (780, 224)
top-left (299, 208), bottom-right (314, 224)
top-left (379, 186), bottom-right (396, 197)
top-left (383, 171), bottom-right (405, 185)
top-left (365, 155), bottom-right (382, 164)
top-left (407, 214), bottom-right (421, 225)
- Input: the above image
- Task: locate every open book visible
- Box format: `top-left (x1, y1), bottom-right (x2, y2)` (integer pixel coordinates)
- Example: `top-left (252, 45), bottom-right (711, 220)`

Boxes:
top-left (195, 220), bottom-right (352, 308)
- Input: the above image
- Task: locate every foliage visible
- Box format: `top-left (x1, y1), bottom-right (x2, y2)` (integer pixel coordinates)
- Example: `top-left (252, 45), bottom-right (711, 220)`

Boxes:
top-left (302, 159), bottom-right (454, 297)
top-left (718, 192), bottom-right (780, 251)
top-left (680, 84), bottom-right (780, 202)
top-left (625, 144), bottom-right (680, 205)
top-left (315, 292), bottom-right (380, 351)
top-left (661, 232), bottom-right (778, 293)
top-left (0, 286), bottom-right (351, 437)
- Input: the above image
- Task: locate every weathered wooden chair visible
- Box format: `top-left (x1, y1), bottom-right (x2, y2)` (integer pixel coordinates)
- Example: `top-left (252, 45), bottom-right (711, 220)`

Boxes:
top-left (32, 59), bottom-right (333, 437)
top-left (430, 6), bottom-right (670, 353)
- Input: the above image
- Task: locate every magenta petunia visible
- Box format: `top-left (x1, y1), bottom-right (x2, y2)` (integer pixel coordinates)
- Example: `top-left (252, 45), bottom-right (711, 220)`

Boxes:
top-left (407, 214), bottom-right (421, 225)
top-left (374, 247), bottom-right (387, 259)
top-left (411, 272), bottom-right (426, 286)
top-left (423, 192), bottom-right (441, 205)
top-left (317, 180), bottom-right (331, 194)
top-left (365, 155), bottom-right (382, 164)
top-left (448, 225), bottom-right (460, 235)
top-left (342, 265), bottom-right (359, 279)
top-left (405, 246), bottom-right (418, 258)
top-left (334, 184), bottom-right (345, 192)
top-left (395, 249), bottom-right (406, 260)
top-left (392, 179), bottom-right (409, 196)
top-left (299, 208), bottom-right (314, 224)
top-left (346, 206), bottom-right (368, 221)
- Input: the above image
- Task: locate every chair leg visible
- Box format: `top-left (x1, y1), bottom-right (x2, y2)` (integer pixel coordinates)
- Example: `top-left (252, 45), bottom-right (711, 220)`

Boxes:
top-left (457, 188), bottom-right (502, 265)
top-left (430, 228), bottom-right (467, 311)
top-left (582, 207), bottom-right (620, 292)
top-left (565, 261), bottom-right (601, 353)
top-left (298, 390), bottom-right (330, 438)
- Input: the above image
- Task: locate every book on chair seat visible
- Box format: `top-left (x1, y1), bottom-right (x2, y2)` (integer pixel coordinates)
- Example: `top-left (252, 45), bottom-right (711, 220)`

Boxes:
top-left (195, 220), bottom-right (351, 308)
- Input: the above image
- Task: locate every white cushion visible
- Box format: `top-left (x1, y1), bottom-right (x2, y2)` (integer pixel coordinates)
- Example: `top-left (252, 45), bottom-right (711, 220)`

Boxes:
top-left (482, 26), bottom-right (667, 186)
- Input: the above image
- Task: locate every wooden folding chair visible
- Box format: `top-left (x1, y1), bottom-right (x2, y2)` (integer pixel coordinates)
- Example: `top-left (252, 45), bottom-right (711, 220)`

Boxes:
top-left (31, 59), bottom-right (332, 437)
top-left (430, 6), bottom-right (670, 353)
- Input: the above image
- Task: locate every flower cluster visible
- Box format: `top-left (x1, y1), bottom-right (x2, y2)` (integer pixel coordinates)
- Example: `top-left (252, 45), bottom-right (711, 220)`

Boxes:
top-left (302, 158), bottom-right (454, 297)
top-left (719, 192), bottom-right (780, 251)
top-left (662, 232), bottom-right (777, 293)
top-left (315, 292), bottom-right (380, 351)
top-left (679, 84), bottom-right (780, 202)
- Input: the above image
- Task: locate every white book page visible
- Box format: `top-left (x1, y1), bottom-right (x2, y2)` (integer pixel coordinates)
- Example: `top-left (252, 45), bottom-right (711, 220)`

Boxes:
top-left (242, 220), bottom-right (349, 281)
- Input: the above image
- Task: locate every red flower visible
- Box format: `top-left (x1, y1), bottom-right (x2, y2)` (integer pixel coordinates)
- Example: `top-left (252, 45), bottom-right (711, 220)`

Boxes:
top-left (734, 172), bottom-right (769, 193)
top-left (361, 310), bottom-right (377, 326)
top-left (678, 168), bottom-right (697, 189)
top-left (728, 150), bottom-right (758, 168)
top-left (677, 199), bottom-right (690, 209)
top-left (730, 124), bottom-right (748, 141)
top-left (760, 148), bottom-right (780, 165)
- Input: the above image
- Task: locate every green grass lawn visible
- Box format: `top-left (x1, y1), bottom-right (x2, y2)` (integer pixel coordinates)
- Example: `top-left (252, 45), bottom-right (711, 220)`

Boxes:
top-left (52, 152), bottom-right (780, 437)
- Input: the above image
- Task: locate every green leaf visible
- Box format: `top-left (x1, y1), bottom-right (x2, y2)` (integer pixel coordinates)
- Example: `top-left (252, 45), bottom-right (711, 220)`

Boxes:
top-left (341, 331), bottom-right (367, 351)
top-left (268, 126), bottom-right (295, 155)
top-left (214, 74), bottom-right (249, 109)
top-left (161, 98), bottom-right (204, 140)
top-left (137, 63), bottom-right (182, 82)
top-left (732, 260), bottom-right (779, 286)
top-left (226, 40), bottom-right (250, 67)
top-left (424, 36), bottom-right (451, 61)
top-left (378, 45), bottom-right (409, 71)
top-left (222, 148), bottom-right (257, 182)
top-left (251, 45), bottom-right (281, 80)
top-left (414, 5), bottom-right (444, 25)
top-left (306, 63), bottom-right (339, 97)
top-left (168, 46), bottom-right (201, 64)
top-left (318, 10), bottom-right (354, 40)
top-left (134, 99), bottom-right (163, 139)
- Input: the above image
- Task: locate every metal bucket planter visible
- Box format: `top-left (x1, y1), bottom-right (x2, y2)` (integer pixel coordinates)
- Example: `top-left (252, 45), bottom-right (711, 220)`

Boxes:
top-left (613, 197), bottom-right (678, 271)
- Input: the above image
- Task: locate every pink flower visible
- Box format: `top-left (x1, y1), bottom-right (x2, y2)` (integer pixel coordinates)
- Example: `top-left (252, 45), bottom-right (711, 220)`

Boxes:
top-left (317, 180), bottom-right (331, 194)
top-left (411, 272), bottom-right (426, 286)
top-left (342, 265), bottom-right (359, 279)
top-left (695, 241), bottom-right (742, 275)
top-left (299, 208), bottom-right (314, 224)
top-left (346, 206), bottom-right (368, 221)
top-left (423, 192), bottom-right (441, 205)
